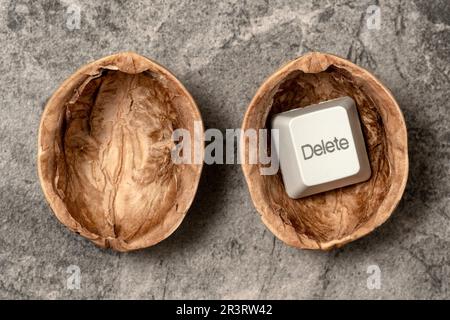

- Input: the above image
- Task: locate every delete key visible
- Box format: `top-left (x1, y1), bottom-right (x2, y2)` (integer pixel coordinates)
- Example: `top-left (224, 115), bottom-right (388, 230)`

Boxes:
top-left (271, 96), bottom-right (371, 199)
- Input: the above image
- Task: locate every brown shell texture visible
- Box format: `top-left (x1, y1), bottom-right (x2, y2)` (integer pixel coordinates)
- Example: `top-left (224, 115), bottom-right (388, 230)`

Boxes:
top-left (38, 52), bottom-right (204, 251)
top-left (241, 52), bottom-right (408, 250)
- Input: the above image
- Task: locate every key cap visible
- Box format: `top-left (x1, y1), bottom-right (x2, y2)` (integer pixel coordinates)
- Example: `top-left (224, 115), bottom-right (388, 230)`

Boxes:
top-left (271, 96), bottom-right (371, 199)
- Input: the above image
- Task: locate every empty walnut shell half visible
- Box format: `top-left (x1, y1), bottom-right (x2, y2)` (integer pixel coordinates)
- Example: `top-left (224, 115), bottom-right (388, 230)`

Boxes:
top-left (241, 52), bottom-right (408, 250)
top-left (38, 52), bottom-right (204, 251)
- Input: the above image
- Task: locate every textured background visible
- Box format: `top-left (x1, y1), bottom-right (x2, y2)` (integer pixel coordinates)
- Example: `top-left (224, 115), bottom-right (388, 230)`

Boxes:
top-left (0, 0), bottom-right (449, 299)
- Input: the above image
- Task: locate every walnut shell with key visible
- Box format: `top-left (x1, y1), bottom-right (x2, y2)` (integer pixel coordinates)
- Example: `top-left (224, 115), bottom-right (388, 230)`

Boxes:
top-left (241, 52), bottom-right (408, 250)
top-left (38, 52), bottom-right (203, 251)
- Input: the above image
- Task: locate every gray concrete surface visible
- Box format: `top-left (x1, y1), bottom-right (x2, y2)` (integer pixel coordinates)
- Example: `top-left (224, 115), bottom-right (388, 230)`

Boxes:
top-left (0, 0), bottom-right (449, 299)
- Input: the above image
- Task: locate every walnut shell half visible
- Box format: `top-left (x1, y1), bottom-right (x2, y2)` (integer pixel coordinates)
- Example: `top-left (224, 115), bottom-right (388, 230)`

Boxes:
top-left (38, 52), bottom-right (204, 251)
top-left (241, 52), bottom-right (408, 250)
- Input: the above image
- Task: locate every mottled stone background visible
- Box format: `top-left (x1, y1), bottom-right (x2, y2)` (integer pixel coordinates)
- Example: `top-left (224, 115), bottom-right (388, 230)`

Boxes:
top-left (0, 0), bottom-right (449, 299)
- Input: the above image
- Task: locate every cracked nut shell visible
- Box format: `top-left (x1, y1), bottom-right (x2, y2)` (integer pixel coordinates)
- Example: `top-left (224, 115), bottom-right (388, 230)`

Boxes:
top-left (241, 52), bottom-right (408, 250)
top-left (38, 52), bottom-right (204, 251)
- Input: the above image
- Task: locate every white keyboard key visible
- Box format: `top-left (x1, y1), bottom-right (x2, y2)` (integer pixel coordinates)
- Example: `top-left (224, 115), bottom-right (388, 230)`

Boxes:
top-left (271, 96), bottom-right (371, 199)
